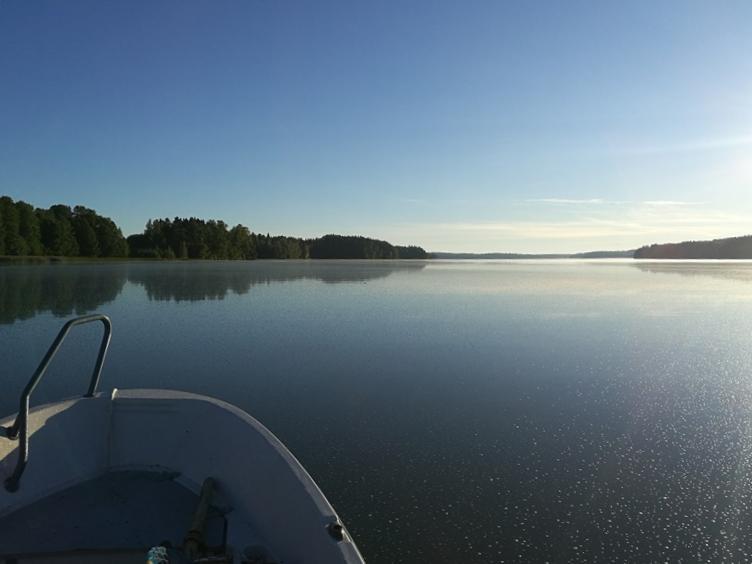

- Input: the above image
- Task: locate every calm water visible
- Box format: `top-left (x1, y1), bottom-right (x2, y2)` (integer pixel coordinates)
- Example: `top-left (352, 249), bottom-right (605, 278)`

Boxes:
top-left (3, 259), bottom-right (752, 562)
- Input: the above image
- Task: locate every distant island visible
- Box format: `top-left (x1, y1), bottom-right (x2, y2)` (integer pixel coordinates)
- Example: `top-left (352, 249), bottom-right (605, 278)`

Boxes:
top-left (0, 196), bottom-right (428, 260)
top-left (634, 235), bottom-right (752, 259)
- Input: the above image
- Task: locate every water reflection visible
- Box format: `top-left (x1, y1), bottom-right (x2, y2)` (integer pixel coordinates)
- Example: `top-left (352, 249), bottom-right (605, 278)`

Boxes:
top-left (0, 264), bottom-right (128, 324)
top-left (632, 261), bottom-right (752, 283)
top-left (0, 260), bottom-right (427, 322)
top-left (128, 260), bottom-right (426, 302)
top-left (4, 259), bottom-right (752, 562)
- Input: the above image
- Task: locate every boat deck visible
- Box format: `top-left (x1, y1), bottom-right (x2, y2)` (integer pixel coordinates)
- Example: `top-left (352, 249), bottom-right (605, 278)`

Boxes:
top-left (0, 470), bottom-right (226, 563)
top-left (0, 388), bottom-right (363, 563)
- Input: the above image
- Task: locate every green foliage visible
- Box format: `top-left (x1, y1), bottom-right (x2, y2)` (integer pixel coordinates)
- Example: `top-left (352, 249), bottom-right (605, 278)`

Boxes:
top-left (0, 196), bottom-right (28, 255)
top-left (394, 245), bottom-right (429, 259)
top-left (72, 215), bottom-right (100, 257)
top-left (309, 234), bottom-right (397, 259)
top-left (135, 217), bottom-right (258, 260)
top-left (0, 196), bottom-right (127, 258)
top-left (99, 221), bottom-right (129, 256)
top-left (131, 218), bottom-right (428, 261)
top-left (39, 206), bottom-right (79, 256)
top-left (1, 195), bottom-right (428, 260)
top-left (125, 234), bottom-right (155, 257)
top-left (0, 202), bottom-right (5, 255)
top-left (255, 233), bottom-right (307, 259)
top-left (228, 225), bottom-right (256, 259)
top-left (17, 201), bottom-right (43, 255)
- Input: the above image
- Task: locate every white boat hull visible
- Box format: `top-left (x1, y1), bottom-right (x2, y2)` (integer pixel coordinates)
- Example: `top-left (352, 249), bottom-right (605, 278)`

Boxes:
top-left (0, 389), bottom-right (365, 563)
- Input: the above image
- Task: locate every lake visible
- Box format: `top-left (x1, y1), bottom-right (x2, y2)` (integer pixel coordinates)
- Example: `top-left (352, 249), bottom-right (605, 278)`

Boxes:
top-left (3, 259), bottom-right (752, 562)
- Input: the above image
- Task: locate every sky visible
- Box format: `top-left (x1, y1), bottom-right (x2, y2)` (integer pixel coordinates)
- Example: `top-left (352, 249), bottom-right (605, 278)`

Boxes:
top-left (1, 0), bottom-right (751, 253)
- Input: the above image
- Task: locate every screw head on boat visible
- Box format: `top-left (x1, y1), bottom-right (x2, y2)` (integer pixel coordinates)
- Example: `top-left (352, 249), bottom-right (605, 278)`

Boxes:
top-left (327, 522), bottom-right (345, 541)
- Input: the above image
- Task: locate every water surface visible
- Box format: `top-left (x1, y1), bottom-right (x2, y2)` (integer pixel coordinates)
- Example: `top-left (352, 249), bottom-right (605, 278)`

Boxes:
top-left (3, 259), bottom-right (752, 562)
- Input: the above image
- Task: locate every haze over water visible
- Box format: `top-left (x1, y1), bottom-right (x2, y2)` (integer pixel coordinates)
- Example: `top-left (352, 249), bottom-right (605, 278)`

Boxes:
top-left (3, 259), bottom-right (752, 562)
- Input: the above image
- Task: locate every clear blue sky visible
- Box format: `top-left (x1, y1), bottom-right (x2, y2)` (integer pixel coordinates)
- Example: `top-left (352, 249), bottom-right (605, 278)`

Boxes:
top-left (1, 0), bottom-right (751, 252)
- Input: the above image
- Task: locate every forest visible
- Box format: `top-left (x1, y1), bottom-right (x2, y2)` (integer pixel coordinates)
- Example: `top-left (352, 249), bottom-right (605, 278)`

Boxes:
top-left (0, 196), bottom-right (428, 260)
top-left (128, 218), bottom-right (428, 259)
top-left (634, 235), bottom-right (752, 259)
top-left (0, 196), bottom-right (128, 257)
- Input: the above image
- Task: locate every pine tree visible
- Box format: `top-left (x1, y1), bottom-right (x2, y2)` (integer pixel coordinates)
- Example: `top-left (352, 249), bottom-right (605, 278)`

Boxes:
top-left (72, 215), bottom-right (100, 256)
top-left (0, 200), bottom-right (6, 255)
top-left (0, 197), bottom-right (27, 255)
top-left (17, 200), bottom-right (43, 255)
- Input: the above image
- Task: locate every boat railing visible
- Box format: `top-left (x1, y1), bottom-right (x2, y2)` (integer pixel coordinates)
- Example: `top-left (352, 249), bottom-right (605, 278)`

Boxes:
top-left (2, 314), bottom-right (112, 492)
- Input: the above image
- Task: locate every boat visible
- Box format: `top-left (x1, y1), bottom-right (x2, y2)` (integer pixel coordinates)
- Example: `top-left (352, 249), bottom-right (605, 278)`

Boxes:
top-left (0, 314), bottom-right (365, 564)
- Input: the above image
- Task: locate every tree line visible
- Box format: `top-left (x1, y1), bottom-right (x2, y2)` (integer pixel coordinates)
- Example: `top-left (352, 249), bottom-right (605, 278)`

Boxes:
top-left (0, 196), bottom-right (128, 257)
top-left (0, 196), bottom-right (428, 260)
top-left (634, 235), bottom-right (752, 259)
top-left (128, 218), bottom-right (428, 259)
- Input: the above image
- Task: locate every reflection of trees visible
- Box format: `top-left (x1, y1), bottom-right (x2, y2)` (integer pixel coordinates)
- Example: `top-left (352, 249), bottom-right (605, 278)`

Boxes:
top-left (0, 264), bottom-right (128, 324)
top-left (127, 260), bottom-right (427, 302)
top-left (127, 262), bottom-right (256, 302)
top-left (0, 261), bottom-right (428, 322)
top-left (632, 262), bottom-right (752, 284)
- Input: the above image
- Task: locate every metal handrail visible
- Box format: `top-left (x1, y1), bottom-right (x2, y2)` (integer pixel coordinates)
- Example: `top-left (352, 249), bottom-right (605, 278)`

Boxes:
top-left (3, 314), bottom-right (112, 492)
